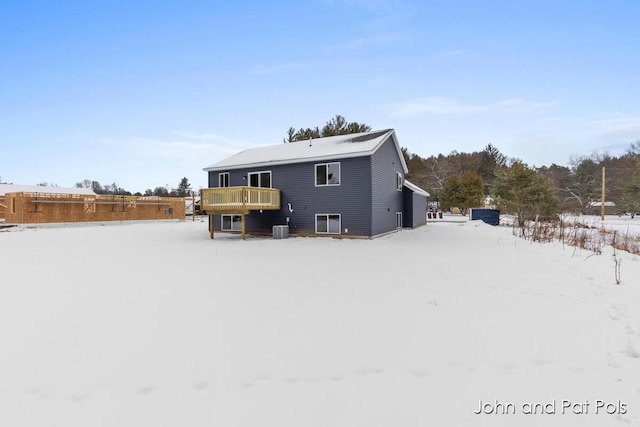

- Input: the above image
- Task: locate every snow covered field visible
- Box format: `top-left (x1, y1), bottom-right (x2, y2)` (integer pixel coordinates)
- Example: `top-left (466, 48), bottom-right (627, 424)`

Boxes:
top-left (1, 218), bottom-right (639, 426)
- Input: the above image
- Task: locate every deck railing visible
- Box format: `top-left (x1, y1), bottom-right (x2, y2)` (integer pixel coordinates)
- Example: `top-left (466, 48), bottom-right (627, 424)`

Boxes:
top-left (200, 187), bottom-right (280, 213)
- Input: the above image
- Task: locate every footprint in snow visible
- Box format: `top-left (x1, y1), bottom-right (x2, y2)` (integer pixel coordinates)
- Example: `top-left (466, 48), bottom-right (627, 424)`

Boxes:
top-left (624, 341), bottom-right (640, 359)
top-left (69, 393), bottom-right (90, 403)
top-left (412, 369), bottom-right (429, 378)
top-left (135, 385), bottom-right (157, 396)
top-left (606, 353), bottom-right (621, 369)
top-left (532, 359), bottom-right (554, 368)
top-left (357, 367), bottom-right (385, 376)
top-left (193, 381), bottom-right (209, 392)
top-left (24, 387), bottom-right (49, 399)
top-left (500, 363), bottom-right (518, 373)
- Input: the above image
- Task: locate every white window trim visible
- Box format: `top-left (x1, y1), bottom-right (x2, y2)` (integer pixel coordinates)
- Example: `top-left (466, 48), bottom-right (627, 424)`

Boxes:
top-left (396, 171), bottom-right (403, 191)
top-left (219, 172), bottom-right (229, 187)
top-left (247, 170), bottom-right (272, 188)
top-left (221, 214), bottom-right (242, 231)
top-left (315, 162), bottom-right (341, 187)
top-left (315, 213), bottom-right (342, 234)
top-left (396, 212), bottom-right (403, 229)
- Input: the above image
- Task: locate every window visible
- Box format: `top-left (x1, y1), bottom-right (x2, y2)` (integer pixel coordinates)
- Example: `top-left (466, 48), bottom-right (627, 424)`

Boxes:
top-left (248, 171), bottom-right (271, 188)
top-left (316, 214), bottom-right (341, 234)
top-left (396, 212), bottom-right (403, 229)
top-left (219, 172), bottom-right (229, 188)
top-left (315, 162), bottom-right (340, 186)
top-left (396, 171), bottom-right (403, 191)
top-left (221, 214), bottom-right (242, 231)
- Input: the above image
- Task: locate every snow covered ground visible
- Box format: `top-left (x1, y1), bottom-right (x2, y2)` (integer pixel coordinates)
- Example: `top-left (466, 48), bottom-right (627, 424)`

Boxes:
top-left (1, 218), bottom-right (639, 426)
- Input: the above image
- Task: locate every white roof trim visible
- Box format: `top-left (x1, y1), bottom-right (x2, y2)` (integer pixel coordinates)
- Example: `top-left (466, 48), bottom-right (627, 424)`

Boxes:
top-left (403, 179), bottom-right (430, 197)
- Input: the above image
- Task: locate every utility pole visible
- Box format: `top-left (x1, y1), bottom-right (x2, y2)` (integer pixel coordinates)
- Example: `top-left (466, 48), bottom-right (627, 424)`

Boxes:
top-left (601, 167), bottom-right (606, 220)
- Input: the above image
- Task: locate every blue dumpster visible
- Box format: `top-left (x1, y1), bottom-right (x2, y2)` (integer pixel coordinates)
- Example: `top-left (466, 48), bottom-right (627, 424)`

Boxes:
top-left (470, 209), bottom-right (500, 225)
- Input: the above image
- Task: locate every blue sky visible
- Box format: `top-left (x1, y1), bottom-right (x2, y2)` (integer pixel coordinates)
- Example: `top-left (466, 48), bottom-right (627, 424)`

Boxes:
top-left (1, 0), bottom-right (639, 193)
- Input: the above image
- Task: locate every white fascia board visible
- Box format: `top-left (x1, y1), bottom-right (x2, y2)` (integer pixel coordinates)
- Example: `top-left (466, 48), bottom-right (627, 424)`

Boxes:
top-left (203, 150), bottom-right (378, 172)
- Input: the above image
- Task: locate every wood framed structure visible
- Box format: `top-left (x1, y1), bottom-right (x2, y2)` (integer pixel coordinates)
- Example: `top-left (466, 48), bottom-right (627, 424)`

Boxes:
top-left (3, 192), bottom-right (185, 224)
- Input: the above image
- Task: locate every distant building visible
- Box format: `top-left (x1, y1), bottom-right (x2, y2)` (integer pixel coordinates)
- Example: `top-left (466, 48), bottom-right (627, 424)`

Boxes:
top-left (0, 184), bottom-right (96, 219)
top-left (585, 201), bottom-right (617, 216)
top-left (1, 184), bottom-right (185, 223)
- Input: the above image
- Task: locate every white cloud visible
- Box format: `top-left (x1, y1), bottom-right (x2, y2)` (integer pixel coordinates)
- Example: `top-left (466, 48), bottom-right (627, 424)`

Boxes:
top-left (539, 112), bottom-right (640, 144)
top-left (94, 133), bottom-right (258, 191)
top-left (101, 133), bottom-right (250, 162)
top-left (595, 115), bottom-right (640, 141)
top-left (388, 96), bottom-right (557, 117)
top-left (170, 131), bottom-right (228, 141)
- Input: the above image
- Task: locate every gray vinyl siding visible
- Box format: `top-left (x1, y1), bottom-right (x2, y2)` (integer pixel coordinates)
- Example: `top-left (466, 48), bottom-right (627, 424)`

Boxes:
top-left (207, 156), bottom-right (373, 236)
top-left (403, 187), bottom-right (427, 228)
top-left (370, 136), bottom-right (405, 236)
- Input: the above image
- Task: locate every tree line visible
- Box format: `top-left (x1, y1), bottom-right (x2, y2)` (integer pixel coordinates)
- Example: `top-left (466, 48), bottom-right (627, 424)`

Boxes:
top-left (284, 114), bottom-right (371, 142)
top-left (404, 141), bottom-right (640, 224)
top-left (73, 177), bottom-right (194, 197)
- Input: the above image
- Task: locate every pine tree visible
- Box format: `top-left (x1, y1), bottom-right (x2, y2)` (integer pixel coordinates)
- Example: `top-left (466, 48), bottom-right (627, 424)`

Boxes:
top-left (492, 163), bottom-right (558, 227)
top-left (175, 177), bottom-right (192, 197)
top-left (439, 171), bottom-right (484, 215)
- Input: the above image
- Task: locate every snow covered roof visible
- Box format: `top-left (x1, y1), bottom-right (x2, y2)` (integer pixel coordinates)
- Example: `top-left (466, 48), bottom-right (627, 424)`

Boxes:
top-left (203, 129), bottom-right (408, 173)
top-left (0, 184), bottom-right (96, 197)
top-left (403, 179), bottom-right (430, 197)
top-left (589, 201), bottom-right (616, 207)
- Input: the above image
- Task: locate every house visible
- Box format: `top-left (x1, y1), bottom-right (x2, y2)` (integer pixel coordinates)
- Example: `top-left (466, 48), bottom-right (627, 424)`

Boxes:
top-left (585, 201), bottom-right (617, 216)
top-left (201, 129), bottom-right (429, 239)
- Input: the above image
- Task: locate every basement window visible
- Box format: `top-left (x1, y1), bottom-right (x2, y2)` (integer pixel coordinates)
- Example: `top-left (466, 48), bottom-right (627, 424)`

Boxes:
top-left (316, 214), bottom-right (341, 234)
top-left (221, 214), bottom-right (242, 231)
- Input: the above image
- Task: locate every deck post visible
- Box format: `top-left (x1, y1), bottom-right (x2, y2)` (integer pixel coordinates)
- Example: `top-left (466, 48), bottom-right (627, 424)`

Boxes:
top-left (209, 214), bottom-right (214, 239)
top-left (241, 214), bottom-right (246, 240)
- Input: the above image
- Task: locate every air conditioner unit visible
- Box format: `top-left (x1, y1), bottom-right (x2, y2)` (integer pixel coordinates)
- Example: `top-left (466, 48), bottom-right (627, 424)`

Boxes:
top-left (272, 225), bottom-right (289, 239)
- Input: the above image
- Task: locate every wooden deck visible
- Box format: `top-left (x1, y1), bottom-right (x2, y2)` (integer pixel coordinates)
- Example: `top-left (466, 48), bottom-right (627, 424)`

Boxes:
top-left (200, 187), bottom-right (280, 214)
top-left (200, 187), bottom-right (281, 240)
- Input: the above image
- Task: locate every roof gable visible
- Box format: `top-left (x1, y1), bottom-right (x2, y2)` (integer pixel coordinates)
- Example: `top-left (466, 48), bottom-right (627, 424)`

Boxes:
top-left (204, 129), bottom-right (408, 173)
